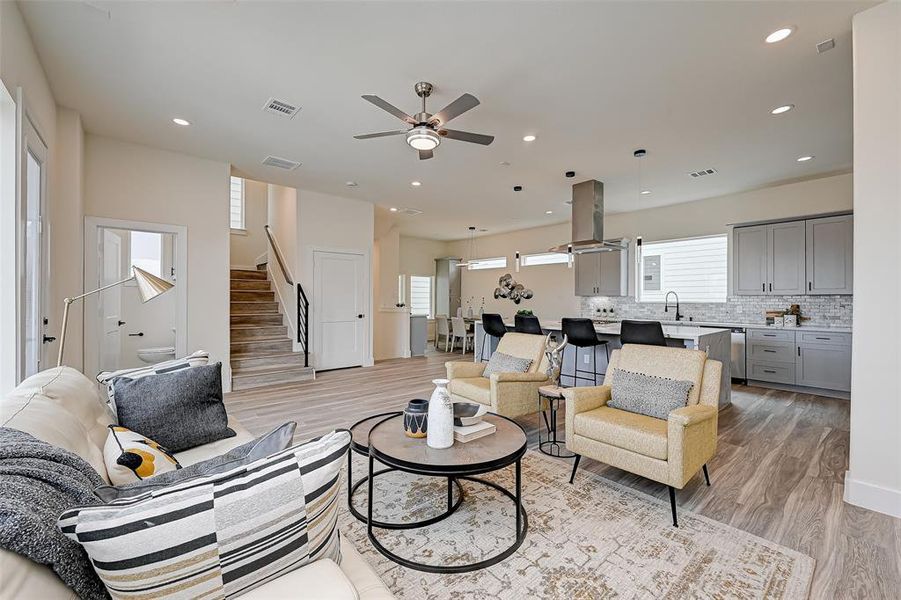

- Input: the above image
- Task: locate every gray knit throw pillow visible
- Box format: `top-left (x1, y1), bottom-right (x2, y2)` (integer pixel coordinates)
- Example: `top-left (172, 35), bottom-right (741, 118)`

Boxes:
top-left (608, 369), bottom-right (694, 420)
top-left (482, 352), bottom-right (532, 378)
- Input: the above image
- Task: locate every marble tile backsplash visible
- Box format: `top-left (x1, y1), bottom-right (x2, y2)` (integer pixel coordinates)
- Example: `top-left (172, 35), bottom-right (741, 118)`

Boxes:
top-left (581, 295), bottom-right (853, 328)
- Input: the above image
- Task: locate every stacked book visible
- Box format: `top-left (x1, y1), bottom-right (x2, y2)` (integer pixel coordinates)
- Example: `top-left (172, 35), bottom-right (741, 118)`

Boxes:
top-left (453, 412), bottom-right (496, 443)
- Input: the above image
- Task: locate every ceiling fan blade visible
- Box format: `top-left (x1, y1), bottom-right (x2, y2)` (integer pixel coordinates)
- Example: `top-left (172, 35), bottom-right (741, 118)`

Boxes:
top-left (419, 149), bottom-right (434, 160)
top-left (353, 130), bottom-right (408, 140)
top-left (361, 95), bottom-right (416, 124)
top-left (429, 93), bottom-right (480, 127)
top-left (439, 129), bottom-right (494, 145)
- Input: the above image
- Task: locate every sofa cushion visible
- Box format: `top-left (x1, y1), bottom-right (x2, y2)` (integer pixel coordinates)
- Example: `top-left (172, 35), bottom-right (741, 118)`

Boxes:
top-left (97, 350), bottom-right (210, 414)
top-left (103, 425), bottom-right (181, 485)
top-left (2, 367), bottom-right (113, 481)
top-left (448, 377), bottom-right (490, 405)
top-left (482, 352), bottom-right (532, 378)
top-left (494, 332), bottom-right (548, 374)
top-left (113, 362), bottom-right (235, 452)
top-left (174, 416), bottom-right (255, 466)
top-left (96, 422), bottom-right (296, 502)
top-left (574, 406), bottom-right (668, 460)
top-left (609, 345), bottom-right (707, 405)
top-left (59, 430), bottom-right (351, 599)
top-left (608, 369), bottom-right (693, 420)
top-left (240, 558), bottom-right (359, 600)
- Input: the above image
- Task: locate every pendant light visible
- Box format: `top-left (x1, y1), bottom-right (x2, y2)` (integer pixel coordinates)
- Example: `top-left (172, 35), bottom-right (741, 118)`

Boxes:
top-left (634, 148), bottom-right (647, 200)
top-left (456, 226), bottom-right (478, 269)
top-left (567, 244), bottom-right (573, 268)
top-left (514, 251), bottom-right (521, 272)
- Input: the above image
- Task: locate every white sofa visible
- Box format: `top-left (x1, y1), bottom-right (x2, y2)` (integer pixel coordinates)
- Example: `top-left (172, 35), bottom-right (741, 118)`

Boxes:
top-left (0, 367), bottom-right (394, 600)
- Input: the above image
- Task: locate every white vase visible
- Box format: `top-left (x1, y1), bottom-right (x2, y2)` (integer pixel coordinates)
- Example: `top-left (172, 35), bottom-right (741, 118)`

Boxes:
top-left (427, 379), bottom-right (454, 449)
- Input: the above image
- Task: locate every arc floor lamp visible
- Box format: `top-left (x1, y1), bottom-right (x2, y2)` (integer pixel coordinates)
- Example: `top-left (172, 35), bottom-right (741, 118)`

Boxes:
top-left (57, 266), bottom-right (174, 367)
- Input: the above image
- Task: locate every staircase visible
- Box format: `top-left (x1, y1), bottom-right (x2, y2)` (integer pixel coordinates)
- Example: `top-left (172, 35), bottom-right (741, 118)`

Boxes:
top-left (230, 267), bottom-right (315, 391)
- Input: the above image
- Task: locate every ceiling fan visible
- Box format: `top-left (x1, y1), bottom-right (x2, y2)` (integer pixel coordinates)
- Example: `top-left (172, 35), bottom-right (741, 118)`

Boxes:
top-left (354, 81), bottom-right (494, 160)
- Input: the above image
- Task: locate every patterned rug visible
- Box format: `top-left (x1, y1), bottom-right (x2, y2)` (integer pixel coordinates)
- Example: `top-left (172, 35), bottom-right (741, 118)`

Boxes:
top-left (339, 450), bottom-right (814, 599)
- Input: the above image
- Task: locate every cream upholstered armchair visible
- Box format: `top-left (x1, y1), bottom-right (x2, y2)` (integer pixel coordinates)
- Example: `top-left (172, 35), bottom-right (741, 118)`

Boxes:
top-left (446, 332), bottom-right (550, 419)
top-left (563, 344), bottom-right (722, 527)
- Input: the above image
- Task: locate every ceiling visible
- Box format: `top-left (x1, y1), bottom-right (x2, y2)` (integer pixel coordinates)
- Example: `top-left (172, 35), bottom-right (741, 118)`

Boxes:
top-left (20, 1), bottom-right (871, 241)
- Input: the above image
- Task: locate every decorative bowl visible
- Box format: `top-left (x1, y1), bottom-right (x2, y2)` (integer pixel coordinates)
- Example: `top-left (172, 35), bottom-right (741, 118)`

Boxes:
top-left (453, 402), bottom-right (488, 426)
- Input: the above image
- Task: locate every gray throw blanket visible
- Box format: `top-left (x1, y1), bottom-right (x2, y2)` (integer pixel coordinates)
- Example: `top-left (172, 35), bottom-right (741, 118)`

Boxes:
top-left (0, 427), bottom-right (109, 599)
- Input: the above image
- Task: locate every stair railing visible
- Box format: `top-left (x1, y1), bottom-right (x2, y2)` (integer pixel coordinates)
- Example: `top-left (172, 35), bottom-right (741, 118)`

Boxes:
top-left (264, 225), bottom-right (309, 368)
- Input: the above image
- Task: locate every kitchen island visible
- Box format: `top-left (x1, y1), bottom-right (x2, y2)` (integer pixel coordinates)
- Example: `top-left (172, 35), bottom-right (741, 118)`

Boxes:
top-left (474, 319), bottom-right (732, 409)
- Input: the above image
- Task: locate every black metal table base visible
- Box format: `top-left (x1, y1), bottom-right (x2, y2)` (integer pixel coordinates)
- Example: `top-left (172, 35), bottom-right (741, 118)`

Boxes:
top-left (538, 395), bottom-right (576, 459)
top-left (362, 455), bottom-right (528, 574)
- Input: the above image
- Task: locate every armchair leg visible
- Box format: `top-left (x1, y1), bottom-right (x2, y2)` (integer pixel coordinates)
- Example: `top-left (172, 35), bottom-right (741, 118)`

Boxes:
top-left (668, 486), bottom-right (678, 527)
top-left (569, 454), bottom-right (581, 484)
top-left (702, 464), bottom-right (711, 486)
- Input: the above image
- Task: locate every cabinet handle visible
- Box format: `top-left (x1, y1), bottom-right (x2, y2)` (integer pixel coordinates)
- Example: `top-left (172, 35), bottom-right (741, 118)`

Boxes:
top-left (769, 282), bottom-right (772, 292)
top-left (763, 349), bottom-right (776, 353)
top-left (808, 281), bottom-right (812, 291)
top-left (797, 346), bottom-right (801, 356)
top-left (763, 369), bottom-right (777, 374)
top-left (763, 334), bottom-right (776, 337)
top-left (815, 336), bottom-right (830, 340)
top-left (762, 283), bottom-right (765, 292)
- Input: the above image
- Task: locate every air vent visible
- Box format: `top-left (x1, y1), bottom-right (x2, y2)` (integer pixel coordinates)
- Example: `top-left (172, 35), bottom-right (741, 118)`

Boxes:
top-left (689, 168), bottom-right (718, 178)
top-left (262, 98), bottom-right (300, 119)
top-left (816, 38), bottom-right (835, 54)
top-left (261, 155), bottom-right (301, 170)
top-left (397, 208), bottom-right (423, 216)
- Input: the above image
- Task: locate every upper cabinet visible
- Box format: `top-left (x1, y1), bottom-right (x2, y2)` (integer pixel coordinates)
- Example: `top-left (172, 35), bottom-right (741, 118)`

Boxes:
top-left (806, 215), bottom-right (853, 294)
top-left (732, 213), bottom-right (852, 296)
top-left (574, 242), bottom-right (629, 296)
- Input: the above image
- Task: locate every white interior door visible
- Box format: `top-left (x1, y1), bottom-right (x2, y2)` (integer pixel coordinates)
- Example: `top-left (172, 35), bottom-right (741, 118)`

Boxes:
top-left (21, 116), bottom-right (47, 378)
top-left (99, 229), bottom-right (123, 371)
top-left (314, 251), bottom-right (366, 370)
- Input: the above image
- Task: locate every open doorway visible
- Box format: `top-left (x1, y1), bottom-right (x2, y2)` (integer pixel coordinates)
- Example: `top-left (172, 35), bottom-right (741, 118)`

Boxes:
top-left (84, 217), bottom-right (187, 376)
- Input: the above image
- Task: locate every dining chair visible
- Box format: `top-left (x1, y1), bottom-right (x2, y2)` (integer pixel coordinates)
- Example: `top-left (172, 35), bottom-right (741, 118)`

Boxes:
top-left (450, 316), bottom-right (474, 354)
top-left (435, 315), bottom-right (450, 351)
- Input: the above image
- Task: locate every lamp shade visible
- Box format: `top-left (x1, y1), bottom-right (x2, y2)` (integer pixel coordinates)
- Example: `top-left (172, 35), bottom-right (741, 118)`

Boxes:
top-left (132, 266), bottom-right (174, 303)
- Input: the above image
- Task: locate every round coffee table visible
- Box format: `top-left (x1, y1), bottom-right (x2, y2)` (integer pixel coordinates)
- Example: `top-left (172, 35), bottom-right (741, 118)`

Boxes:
top-left (359, 413), bottom-right (528, 573)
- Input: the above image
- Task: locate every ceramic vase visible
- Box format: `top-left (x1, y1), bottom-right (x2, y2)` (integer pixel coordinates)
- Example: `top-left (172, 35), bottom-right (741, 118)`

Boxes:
top-left (403, 399), bottom-right (429, 438)
top-left (427, 379), bottom-right (454, 449)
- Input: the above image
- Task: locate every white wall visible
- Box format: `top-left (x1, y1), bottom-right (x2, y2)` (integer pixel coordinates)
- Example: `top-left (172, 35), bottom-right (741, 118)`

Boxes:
top-left (266, 184), bottom-right (298, 340)
top-left (84, 135), bottom-right (233, 389)
top-left (399, 236), bottom-right (451, 277)
top-left (846, 2), bottom-right (901, 518)
top-left (447, 173), bottom-right (853, 322)
top-left (229, 178), bottom-right (267, 268)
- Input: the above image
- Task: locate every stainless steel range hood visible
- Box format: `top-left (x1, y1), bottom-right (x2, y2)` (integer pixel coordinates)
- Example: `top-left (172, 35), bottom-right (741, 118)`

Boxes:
top-left (549, 179), bottom-right (626, 254)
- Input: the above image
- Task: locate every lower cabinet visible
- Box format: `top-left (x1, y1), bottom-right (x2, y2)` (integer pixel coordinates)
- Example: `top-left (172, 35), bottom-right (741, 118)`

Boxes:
top-left (746, 328), bottom-right (851, 392)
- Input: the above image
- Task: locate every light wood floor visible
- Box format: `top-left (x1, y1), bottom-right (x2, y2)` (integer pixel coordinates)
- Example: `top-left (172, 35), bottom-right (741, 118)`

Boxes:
top-left (225, 349), bottom-right (901, 598)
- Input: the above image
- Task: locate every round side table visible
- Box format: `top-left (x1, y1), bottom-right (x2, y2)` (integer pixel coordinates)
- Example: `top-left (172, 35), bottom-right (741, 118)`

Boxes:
top-left (537, 385), bottom-right (576, 458)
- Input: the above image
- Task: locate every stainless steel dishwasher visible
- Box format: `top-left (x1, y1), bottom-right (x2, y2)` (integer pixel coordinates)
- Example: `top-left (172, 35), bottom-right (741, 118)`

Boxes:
top-left (730, 327), bottom-right (746, 381)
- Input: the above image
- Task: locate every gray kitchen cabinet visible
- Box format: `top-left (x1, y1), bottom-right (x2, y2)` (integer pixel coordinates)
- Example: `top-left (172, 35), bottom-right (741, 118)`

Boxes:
top-left (806, 215), bottom-right (853, 294)
top-left (575, 242), bottom-right (629, 296)
top-left (733, 225), bottom-right (768, 295)
top-left (768, 221), bottom-right (807, 294)
top-left (796, 343), bottom-right (852, 392)
top-left (597, 248), bottom-right (628, 296)
top-left (574, 252), bottom-right (601, 296)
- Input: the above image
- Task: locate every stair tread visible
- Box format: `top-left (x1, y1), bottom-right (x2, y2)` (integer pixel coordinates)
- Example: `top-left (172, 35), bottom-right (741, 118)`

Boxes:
top-left (230, 324), bottom-right (286, 329)
top-left (232, 364), bottom-right (314, 376)
top-left (232, 351), bottom-right (304, 361)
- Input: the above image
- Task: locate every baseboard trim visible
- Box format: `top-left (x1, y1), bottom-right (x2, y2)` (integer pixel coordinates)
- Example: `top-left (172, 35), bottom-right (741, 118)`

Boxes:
top-left (843, 471), bottom-right (901, 518)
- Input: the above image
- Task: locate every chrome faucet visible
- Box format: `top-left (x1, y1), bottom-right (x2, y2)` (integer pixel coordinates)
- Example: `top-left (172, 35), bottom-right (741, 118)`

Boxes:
top-left (664, 291), bottom-right (684, 321)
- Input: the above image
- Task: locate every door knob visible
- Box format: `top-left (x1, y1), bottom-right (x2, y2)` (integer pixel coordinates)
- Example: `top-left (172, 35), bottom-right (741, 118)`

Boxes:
top-left (357, 314), bottom-right (364, 319)
top-left (118, 320), bottom-right (126, 326)
top-left (42, 335), bottom-right (56, 344)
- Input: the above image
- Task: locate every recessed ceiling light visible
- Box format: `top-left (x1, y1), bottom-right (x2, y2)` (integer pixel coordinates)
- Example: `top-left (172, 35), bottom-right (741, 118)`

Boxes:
top-left (640, 190), bottom-right (651, 195)
top-left (797, 155), bottom-right (814, 162)
top-left (345, 181), bottom-right (358, 187)
top-left (411, 181), bottom-right (421, 187)
top-left (545, 210), bottom-right (553, 215)
top-left (389, 207), bottom-right (398, 212)
top-left (766, 27), bottom-right (794, 44)
top-left (522, 135), bottom-right (536, 142)
top-left (771, 104), bottom-right (794, 115)
top-left (172, 118), bottom-right (191, 126)
top-left (513, 185), bottom-right (523, 192)
top-left (499, 161), bottom-right (511, 166)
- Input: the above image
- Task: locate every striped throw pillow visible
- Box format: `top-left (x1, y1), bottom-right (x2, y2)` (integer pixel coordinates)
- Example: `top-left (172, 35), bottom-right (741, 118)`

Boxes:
top-left (59, 429), bottom-right (351, 599)
top-left (96, 350), bottom-right (210, 413)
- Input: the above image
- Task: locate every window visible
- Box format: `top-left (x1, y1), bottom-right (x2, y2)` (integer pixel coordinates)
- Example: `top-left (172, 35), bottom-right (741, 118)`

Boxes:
top-left (521, 252), bottom-right (569, 266)
top-left (230, 176), bottom-right (244, 230)
top-left (130, 231), bottom-right (163, 277)
top-left (467, 256), bottom-right (507, 270)
top-left (409, 276), bottom-right (432, 317)
top-left (638, 235), bottom-right (727, 302)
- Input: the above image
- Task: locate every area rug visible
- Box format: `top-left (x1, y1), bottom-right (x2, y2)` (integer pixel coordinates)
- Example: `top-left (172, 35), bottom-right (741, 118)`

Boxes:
top-left (339, 450), bottom-right (814, 599)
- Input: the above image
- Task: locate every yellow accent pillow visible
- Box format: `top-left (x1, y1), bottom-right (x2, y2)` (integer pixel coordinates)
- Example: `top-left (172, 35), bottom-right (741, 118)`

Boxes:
top-left (103, 426), bottom-right (181, 485)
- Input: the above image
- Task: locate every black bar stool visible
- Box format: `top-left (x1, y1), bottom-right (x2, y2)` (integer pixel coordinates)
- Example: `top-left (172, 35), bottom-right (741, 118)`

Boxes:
top-left (480, 313), bottom-right (507, 362)
top-left (514, 314), bottom-right (543, 334)
top-left (560, 318), bottom-right (609, 387)
top-left (620, 320), bottom-right (667, 346)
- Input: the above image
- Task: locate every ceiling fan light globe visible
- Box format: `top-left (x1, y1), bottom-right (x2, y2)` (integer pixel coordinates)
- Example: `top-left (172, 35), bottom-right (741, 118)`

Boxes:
top-left (406, 127), bottom-right (440, 151)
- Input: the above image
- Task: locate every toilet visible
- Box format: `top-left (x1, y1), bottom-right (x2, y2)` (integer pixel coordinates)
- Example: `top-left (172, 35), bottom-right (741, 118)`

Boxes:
top-left (137, 346), bottom-right (177, 364)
